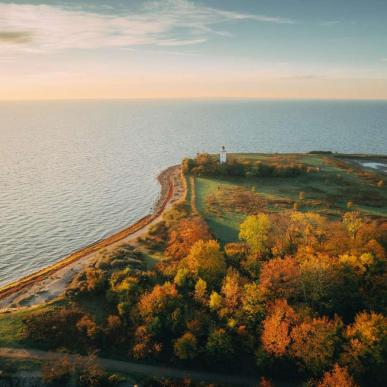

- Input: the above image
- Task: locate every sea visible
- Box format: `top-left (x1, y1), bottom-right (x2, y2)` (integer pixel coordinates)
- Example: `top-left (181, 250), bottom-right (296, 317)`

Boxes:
top-left (1, 99), bottom-right (386, 285)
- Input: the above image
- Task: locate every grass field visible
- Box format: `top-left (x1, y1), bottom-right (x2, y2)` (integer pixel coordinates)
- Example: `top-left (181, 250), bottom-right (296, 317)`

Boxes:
top-left (191, 153), bottom-right (387, 243)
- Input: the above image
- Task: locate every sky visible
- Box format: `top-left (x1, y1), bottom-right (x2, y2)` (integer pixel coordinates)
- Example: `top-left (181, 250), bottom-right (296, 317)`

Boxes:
top-left (1, 0), bottom-right (387, 100)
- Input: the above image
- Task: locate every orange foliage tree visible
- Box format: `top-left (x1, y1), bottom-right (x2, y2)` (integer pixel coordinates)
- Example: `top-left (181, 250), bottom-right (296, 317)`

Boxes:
top-left (259, 256), bottom-right (301, 302)
top-left (261, 299), bottom-right (298, 356)
top-left (221, 268), bottom-right (243, 313)
top-left (317, 364), bottom-right (358, 387)
top-left (165, 216), bottom-right (212, 259)
top-left (289, 316), bottom-right (343, 375)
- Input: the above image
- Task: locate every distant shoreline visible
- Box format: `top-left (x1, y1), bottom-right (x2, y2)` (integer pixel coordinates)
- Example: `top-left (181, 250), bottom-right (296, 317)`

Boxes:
top-left (0, 165), bottom-right (181, 303)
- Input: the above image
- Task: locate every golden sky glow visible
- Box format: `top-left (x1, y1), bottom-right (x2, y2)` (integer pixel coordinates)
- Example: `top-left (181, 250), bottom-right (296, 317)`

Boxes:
top-left (1, 0), bottom-right (387, 100)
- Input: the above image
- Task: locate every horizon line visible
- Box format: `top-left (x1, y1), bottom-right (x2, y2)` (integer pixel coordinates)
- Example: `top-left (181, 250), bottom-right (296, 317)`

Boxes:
top-left (1, 96), bottom-right (387, 103)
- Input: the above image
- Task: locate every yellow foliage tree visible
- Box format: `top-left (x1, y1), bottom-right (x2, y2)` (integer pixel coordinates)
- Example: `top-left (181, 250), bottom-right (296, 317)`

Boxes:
top-left (186, 240), bottom-right (226, 284)
top-left (342, 312), bottom-right (387, 376)
top-left (209, 291), bottom-right (223, 310)
top-left (239, 213), bottom-right (271, 256)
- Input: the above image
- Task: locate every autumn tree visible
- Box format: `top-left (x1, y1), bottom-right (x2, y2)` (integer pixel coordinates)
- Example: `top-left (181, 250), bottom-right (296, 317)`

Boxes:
top-left (320, 221), bottom-right (350, 256)
top-left (194, 277), bottom-right (207, 304)
top-left (224, 242), bottom-right (248, 265)
top-left (209, 291), bottom-right (223, 311)
top-left (317, 364), bottom-right (358, 387)
top-left (342, 311), bottom-right (387, 381)
top-left (289, 316), bottom-right (343, 375)
top-left (76, 315), bottom-right (100, 341)
top-left (109, 269), bottom-right (143, 305)
top-left (288, 212), bottom-right (328, 253)
top-left (299, 254), bottom-right (335, 310)
top-left (137, 282), bottom-right (183, 337)
top-left (241, 283), bottom-right (265, 327)
top-left (239, 214), bottom-right (271, 257)
top-left (42, 355), bottom-right (113, 387)
top-left (221, 268), bottom-right (243, 313)
top-left (268, 213), bottom-right (292, 257)
top-left (76, 268), bottom-right (107, 294)
top-left (299, 254), bottom-right (362, 319)
top-left (343, 211), bottom-right (363, 240)
top-left (261, 299), bottom-right (298, 357)
top-left (259, 256), bottom-right (301, 302)
top-left (173, 267), bottom-right (192, 289)
top-left (174, 332), bottom-right (198, 360)
top-left (184, 240), bottom-right (226, 284)
top-left (165, 216), bottom-right (212, 259)
top-left (132, 325), bottom-right (162, 360)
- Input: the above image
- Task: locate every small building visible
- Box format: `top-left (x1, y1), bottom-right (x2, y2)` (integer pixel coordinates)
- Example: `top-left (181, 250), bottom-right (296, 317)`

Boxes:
top-left (220, 145), bottom-right (227, 164)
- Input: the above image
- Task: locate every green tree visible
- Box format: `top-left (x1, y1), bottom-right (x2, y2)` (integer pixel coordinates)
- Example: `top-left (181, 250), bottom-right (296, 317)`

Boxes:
top-left (206, 328), bottom-right (234, 361)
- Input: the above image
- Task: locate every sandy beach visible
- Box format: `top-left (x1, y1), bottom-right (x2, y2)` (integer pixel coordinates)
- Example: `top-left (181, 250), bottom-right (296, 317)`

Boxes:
top-left (0, 165), bottom-right (184, 311)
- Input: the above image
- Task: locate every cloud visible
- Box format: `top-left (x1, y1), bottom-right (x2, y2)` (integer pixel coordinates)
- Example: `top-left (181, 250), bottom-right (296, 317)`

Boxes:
top-left (0, 31), bottom-right (32, 44)
top-left (278, 74), bottom-right (327, 81)
top-left (0, 0), bottom-right (293, 54)
top-left (381, 58), bottom-right (387, 62)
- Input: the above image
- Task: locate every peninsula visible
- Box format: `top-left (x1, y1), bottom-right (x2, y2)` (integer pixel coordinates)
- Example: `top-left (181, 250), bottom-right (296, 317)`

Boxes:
top-left (0, 152), bottom-right (386, 387)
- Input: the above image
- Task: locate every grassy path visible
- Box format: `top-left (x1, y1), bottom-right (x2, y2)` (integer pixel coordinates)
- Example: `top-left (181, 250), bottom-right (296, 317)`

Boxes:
top-left (0, 347), bottom-right (258, 386)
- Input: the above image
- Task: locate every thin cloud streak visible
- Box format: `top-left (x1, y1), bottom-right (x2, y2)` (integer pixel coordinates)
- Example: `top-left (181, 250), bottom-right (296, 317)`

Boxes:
top-left (0, 0), bottom-right (293, 54)
top-left (0, 31), bottom-right (32, 43)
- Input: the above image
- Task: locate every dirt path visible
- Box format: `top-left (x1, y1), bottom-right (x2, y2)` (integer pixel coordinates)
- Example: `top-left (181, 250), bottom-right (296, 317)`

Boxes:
top-left (0, 165), bottom-right (183, 311)
top-left (0, 347), bottom-right (257, 386)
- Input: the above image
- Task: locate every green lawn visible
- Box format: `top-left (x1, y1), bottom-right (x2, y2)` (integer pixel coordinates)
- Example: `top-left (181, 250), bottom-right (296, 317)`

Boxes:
top-left (192, 153), bottom-right (387, 242)
top-left (0, 311), bottom-right (26, 347)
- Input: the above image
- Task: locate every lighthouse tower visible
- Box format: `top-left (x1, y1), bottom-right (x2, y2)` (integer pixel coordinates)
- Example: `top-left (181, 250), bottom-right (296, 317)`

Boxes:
top-left (220, 146), bottom-right (227, 164)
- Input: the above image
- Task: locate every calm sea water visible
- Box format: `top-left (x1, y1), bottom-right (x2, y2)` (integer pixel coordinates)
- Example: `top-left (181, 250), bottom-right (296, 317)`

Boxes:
top-left (1, 99), bottom-right (387, 285)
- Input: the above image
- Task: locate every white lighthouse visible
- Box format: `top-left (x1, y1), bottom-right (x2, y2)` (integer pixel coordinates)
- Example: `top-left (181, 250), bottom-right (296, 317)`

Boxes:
top-left (220, 145), bottom-right (227, 164)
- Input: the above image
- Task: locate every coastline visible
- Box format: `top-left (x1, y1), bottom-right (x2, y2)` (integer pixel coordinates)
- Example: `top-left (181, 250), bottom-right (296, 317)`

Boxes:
top-left (0, 165), bottom-right (183, 309)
